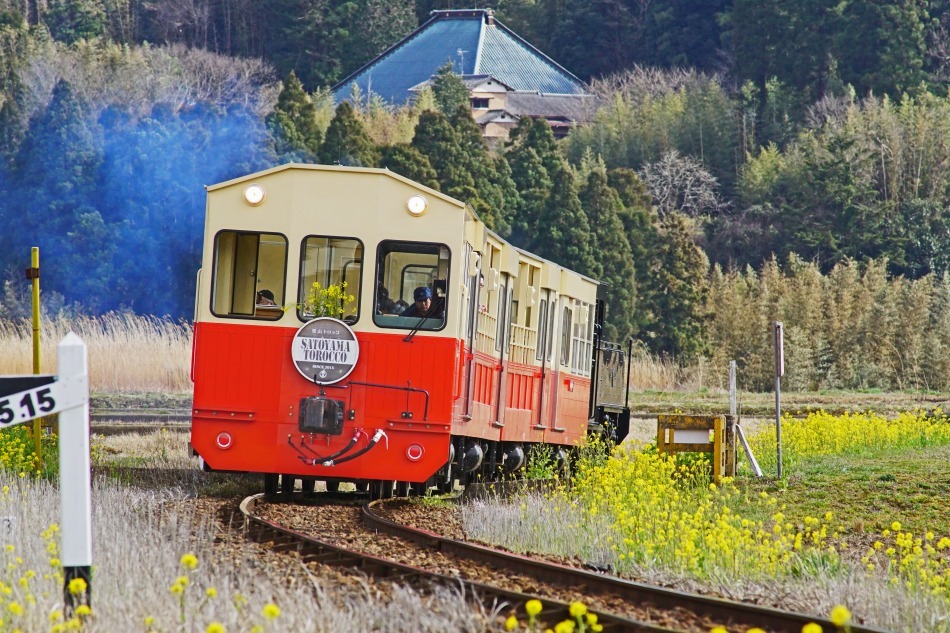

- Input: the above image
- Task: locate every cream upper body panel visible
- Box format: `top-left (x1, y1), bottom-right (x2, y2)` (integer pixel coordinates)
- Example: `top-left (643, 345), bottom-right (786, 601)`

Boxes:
top-left (197, 164), bottom-right (467, 332)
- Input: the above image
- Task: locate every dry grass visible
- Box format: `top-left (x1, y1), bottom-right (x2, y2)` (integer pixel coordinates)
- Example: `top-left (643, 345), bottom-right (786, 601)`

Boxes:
top-left (1, 468), bottom-right (500, 631)
top-left (0, 313), bottom-right (191, 393)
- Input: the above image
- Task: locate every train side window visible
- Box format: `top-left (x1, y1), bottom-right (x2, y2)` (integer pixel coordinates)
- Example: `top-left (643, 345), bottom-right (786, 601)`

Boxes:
top-left (298, 236), bottom-right (363, 323)
top-left (535, 299), bottom-right (547, 361)
top-left (210, 230), bottom-right (287, 320)
top-left (559, 305), bottom-right (572, 366)
top-left (495, 280), bottom-right (507, 351)
top-left (375, 240), bottom-right (449, 331)
top-left (571, 301), bottom-right (593, 377)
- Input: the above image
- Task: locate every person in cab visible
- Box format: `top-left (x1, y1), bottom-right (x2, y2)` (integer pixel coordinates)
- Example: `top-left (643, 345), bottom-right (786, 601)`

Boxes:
top-left (401, 286), bottom-right (442, 319)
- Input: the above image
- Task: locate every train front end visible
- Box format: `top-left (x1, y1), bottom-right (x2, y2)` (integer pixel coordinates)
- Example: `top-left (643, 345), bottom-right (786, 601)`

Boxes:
top-left (189, 165), bottom-right (468, 490)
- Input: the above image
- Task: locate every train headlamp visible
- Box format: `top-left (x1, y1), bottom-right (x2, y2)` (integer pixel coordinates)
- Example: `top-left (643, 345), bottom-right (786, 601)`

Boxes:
top-left (406, 195), bottom-right (428, 216)
top-left (243, 184), bottom-right (266, 206)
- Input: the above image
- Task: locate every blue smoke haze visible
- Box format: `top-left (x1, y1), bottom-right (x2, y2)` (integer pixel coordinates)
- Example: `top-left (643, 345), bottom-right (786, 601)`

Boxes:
top-left (0, 94), bottom-right (275, 319)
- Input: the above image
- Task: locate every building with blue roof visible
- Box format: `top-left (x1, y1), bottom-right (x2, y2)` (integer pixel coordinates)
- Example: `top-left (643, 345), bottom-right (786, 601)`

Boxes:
top-left (332, 9), bottom-right (595, 140)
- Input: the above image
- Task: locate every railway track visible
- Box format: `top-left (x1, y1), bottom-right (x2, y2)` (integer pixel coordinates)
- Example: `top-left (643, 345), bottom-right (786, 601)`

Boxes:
top-left (240, 491), bottom-right (891, 633)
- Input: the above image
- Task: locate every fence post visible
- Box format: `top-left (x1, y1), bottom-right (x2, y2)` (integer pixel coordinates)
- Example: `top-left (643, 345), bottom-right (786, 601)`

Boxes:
top-left (58, 334), bottom-right (92, 612)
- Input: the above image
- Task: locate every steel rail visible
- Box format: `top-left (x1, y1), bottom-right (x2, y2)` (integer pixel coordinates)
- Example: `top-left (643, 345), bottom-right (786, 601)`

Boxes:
top-left (240, 493), bottom-right (679, 632)
top-left (362, 498), bottom-right (892, 633)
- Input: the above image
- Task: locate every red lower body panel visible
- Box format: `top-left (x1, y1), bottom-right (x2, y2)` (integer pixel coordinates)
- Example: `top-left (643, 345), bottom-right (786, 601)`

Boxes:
top-left (191, 321), bottom-right (457, 482)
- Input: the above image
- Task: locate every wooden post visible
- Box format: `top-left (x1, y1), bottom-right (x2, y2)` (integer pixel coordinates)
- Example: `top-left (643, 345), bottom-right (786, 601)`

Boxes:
top-left (657, 414), bottom-right (727, 484)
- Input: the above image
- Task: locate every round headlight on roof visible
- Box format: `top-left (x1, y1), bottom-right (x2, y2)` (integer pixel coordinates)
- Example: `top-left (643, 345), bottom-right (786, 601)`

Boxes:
top-left (406, 194), bottom-right (428, 216)
top-left (243, 184), bottom-right (266, 206)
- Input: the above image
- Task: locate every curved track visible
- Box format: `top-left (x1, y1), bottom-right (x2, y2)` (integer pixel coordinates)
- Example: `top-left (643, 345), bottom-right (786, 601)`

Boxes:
top-left (240, 492), bottom-right (890, 633)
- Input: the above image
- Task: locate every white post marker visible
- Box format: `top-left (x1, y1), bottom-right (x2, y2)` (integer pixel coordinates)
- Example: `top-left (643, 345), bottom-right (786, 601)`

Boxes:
top-left (0, 333), bottom-right (90, 610)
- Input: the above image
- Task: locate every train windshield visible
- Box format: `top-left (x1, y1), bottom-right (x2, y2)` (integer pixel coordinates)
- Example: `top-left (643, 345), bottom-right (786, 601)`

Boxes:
top-left (298, 236), bottom-right (363, 323)
top-left (210, 230), bottom-right (287, 320)
top-left (374, 240), bottom-right (449, 331)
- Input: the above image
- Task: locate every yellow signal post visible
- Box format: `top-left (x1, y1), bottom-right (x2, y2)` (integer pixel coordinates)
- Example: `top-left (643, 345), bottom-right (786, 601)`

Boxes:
top-left (28, 247), bottom-right (42, 464)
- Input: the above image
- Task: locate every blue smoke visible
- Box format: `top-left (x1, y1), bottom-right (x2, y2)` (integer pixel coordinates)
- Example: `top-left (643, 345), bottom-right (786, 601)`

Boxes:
top-left (0, 88), bottom-right (274, 319)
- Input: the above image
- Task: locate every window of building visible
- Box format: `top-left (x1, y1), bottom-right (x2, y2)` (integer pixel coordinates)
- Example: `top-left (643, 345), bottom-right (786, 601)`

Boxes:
top-left (471, 97), bottom-right (490, 109)
top-left (211, 231), bottom-right (287, 320)
top-left (374, 240), bottom-right (450, 331)
top-left (298, 236), bottom-right (363, 323)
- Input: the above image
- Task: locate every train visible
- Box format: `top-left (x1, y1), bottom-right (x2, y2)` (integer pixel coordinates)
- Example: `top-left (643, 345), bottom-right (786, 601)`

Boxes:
top-left (189, 163), bottom-right (631, 498)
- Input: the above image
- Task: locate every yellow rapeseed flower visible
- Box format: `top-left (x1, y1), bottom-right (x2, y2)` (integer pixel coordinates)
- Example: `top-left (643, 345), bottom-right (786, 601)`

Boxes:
top-left (6, 602), bottom-right (22, 616)
top-left (568, 602), bottom-right (587, 618)
top-left (206, 588), bottom-right (217, 598)
top-left (525, 599), bottom-right (543, 617)
top-left (505, 615), bottom-right (518, 631)
top-left (67, 578), bottom-right (86, 595)
top-left (802, 625), bottom-right (823, 633)
top-left (75, 605), bottom-right (91, 617)
top-left (710, 627), bottom-right (727, 633)
top-left (554, 620), bottom-right (575, 633)
top-left (891, 522), bottom-right (902, 532)
top-left (262, 603), bottom-right (280, 620)
top-left (830, 605), bottom-right (852, 627)
top-left (180, 553), bottom-right (198, 570)
top-left (206, 623), bottom-right (226, 633)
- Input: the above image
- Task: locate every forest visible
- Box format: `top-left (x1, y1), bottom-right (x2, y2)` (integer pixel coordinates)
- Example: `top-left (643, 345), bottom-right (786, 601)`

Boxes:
top-left (4, 0), bottom-right (950, 391)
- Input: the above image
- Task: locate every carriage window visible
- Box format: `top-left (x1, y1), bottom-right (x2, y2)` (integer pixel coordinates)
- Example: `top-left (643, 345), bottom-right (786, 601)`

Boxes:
top-left (571, 301), bottom-right (593, 377)
top-left (211, 230), bottom-right (287, 320)
top-left (298, 236), bottom-right (362, 323)
top-left (374, 240), bottom-right (449, 331)
top-left (560, 305), bottom-right (572, 366)
top-left (536, 299), bottom-right (547, 361)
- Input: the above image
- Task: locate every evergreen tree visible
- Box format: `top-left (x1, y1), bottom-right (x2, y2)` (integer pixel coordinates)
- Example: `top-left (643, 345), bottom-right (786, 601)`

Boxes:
top-left (608, 167), bottom-right (661, 336)
top-left (411, 108), bottom-right (478, 203)
top-left (579, 168), bottom-right (637, 343)
top-left (537, 159), bottom-right (599, 278)
top-left (267, 71), bottom-right (322, 162)
top-left (317, 101), bottom-right (378, 167)
top-left (835, 0), bottom-right (929, 97)
top-left (505, 117), bottom-right (561, 251)
top-left (43, 0), bottom-right (106, 44)
top-left (640, 212), bottom-right (709, 360)
top-left (432, 61), bottom-right (470, 115)
top-left (379, 143), bottom-right (440, 190)
top-left (411, 107), bottom-right (518, 233)
top-left (448, 105), bottom-right (517, 234)
top-left (505, 144), bottom-right (550, 248)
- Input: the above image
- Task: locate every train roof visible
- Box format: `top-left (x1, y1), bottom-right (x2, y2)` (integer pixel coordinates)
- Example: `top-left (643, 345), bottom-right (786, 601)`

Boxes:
top-left (206, 162), bottom-right (601, 288)
top-left (206, 163), bottom-right (465, 208)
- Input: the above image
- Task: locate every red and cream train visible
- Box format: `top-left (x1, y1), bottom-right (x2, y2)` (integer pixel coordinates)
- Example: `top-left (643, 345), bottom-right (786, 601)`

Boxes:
top-left (189, 164), bottom-right (630, 497)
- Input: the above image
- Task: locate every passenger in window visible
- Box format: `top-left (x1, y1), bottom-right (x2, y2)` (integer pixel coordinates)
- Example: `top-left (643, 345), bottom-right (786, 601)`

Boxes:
top-left (402, 286), bottom-right (442, 318)
top-left (257, 289), bottom-right (277, 306)
top-left (478, 274), bottom-right (488, 313)
top-left (376, 287), bottom-right (395, 314)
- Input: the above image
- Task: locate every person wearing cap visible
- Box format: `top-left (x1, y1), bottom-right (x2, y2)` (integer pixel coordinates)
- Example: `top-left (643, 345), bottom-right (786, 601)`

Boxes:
top-left (256, 289), bottom-right (276, 306)
top-left (402, 286), bottom-right (438, 318)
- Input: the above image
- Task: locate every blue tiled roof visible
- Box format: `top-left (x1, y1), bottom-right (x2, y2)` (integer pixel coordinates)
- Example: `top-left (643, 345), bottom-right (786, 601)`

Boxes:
top-left (333, 10), bottom-right (586, 105)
